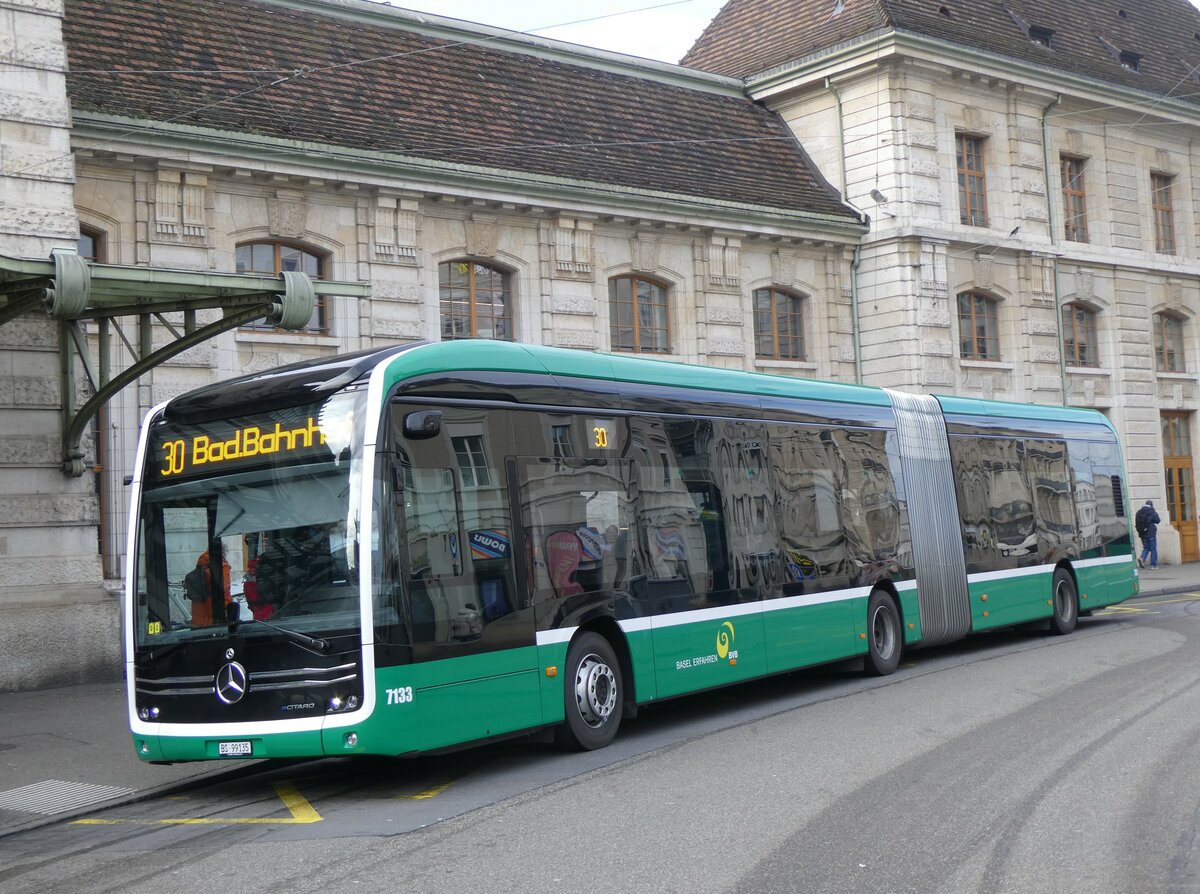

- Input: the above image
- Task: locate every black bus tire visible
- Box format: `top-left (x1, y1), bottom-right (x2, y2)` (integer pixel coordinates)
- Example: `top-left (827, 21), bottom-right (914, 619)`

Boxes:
top-left (557, 632), bottom-right (623, 751)
top-left (1049, 568), bottom-right (1079, 635)
top-left (865, 589), bottom-right (902, 676)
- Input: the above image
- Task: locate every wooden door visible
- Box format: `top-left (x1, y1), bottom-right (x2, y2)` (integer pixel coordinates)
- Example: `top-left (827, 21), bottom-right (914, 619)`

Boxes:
top-left (1162, 412), bottom-right (1199, 563)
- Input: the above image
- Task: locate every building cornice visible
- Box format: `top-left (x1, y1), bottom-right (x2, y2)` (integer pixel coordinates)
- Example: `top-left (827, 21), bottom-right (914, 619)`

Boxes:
top-left (70, 113), bottom-right (868, 241)
top-left (747, 30), bottom-right (1200, 127)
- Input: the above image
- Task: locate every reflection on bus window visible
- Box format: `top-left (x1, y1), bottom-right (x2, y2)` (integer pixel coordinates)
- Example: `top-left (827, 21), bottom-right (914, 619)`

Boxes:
top-left (393, 405), bottom-right (517, 643)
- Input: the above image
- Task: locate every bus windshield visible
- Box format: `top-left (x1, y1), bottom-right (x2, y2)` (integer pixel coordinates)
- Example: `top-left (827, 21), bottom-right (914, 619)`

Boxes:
top-left (133, 391), bottom-right (366, 651)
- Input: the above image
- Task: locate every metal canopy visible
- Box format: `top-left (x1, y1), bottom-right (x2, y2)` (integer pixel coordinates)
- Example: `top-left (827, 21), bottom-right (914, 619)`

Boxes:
top-left (0, 249), bottom-right (372, 476)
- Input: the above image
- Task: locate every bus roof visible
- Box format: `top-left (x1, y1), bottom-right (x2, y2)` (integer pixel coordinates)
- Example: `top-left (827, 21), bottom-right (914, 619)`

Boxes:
top-left (381, 340), bottom-right (893, 408)
top-left (935, 393), bottom-right (1114, 432)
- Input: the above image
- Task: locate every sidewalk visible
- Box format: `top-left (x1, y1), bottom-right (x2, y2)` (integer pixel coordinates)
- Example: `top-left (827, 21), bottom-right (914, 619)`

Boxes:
top-left (2, 562), bottom-right (1200, 839)
top-left (0, 680), bottom-right (259, 838)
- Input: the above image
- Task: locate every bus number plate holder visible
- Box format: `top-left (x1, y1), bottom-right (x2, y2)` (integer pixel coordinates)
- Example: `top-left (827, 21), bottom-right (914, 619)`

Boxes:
top-left (218, 740), bottom-right (252, 757)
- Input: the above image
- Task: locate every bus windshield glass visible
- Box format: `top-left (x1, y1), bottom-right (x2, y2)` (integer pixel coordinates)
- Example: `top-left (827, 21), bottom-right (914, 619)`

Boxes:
top-left (133, 390), bottom-right (366, 651)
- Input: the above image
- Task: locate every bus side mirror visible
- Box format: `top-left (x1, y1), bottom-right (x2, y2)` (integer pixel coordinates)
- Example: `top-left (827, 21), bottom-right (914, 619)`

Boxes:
top-left (404, 409), bottom-right (442, 439)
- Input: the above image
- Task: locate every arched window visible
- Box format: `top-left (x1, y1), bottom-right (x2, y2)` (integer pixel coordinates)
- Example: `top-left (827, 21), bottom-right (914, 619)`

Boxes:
top-left (439, 260), bottom-right (513, 341)
top-left (1155, 312), bottom-right (1185, 373)
top-left (1063, 302), bottom-right (1099, 368)
top-left (77, 226), bottom-right (105, 263)
top-left (957, 291), bottom-right (1000, 360)
top-left (609, 275), bottom-right (669, 354)
top-left (236, 241), bottom-right (327, 333)
top-left (753, 287), bottom-right (805, 360)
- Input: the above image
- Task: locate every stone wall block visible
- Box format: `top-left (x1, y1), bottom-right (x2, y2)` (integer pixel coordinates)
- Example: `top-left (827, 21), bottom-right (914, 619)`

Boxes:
top-left (552, 328), bottom-right (599, 349)
top-left (0, 555), bottom-right (103, 588)
top-left (0, 434), bottom-right (59, 463)
top-left (706, 304), bottom-right (743, 325)
top-left (707, 338), bottom-right (745, 356)
top-left (0, 600), bottom-right (121, 691)
top-left (371, 317), bottom-right (424, 340)
top-left (0, 198), bottom-right (76, 237)
top-left (0, 493), bottom-right (98, 527)
top-left (11, 375), bottom-right (59, 406)
top-left (7, 0), bottom-right (66, 16)
top-left (372, 279), bottom-right (421, 303)
top-left (0, 88), bottom-right (69, 124)
top-left (551, 295), bottom-right (597, 315)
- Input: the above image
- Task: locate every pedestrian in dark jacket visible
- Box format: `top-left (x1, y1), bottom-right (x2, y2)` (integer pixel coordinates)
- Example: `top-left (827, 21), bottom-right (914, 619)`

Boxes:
top-left (1135, 500), bottom-right (1161, 570)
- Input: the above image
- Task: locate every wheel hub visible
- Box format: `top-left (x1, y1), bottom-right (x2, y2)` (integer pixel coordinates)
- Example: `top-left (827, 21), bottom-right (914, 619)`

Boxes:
top-left (574, 653), bottom-right (617, 728)
top-left (872, 606), bottom-right (896, 659)
top-left (1055, 580), bottom-right (1075, 620)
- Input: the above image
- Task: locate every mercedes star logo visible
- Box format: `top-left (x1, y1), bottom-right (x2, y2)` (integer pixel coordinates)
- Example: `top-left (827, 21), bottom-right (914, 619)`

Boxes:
top-left (215, 661), bottom-right (248, 705)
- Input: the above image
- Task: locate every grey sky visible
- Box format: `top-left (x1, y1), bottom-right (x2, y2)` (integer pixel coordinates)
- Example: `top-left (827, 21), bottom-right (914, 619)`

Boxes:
top-left (393, 0), bottom-right (1200, 66)
top-left (385, 0), bottom-right (727, 64)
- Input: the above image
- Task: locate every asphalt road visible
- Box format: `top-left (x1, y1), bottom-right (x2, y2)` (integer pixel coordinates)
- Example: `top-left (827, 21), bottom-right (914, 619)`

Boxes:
top-left (2, 596), bottom-right (1199, 894)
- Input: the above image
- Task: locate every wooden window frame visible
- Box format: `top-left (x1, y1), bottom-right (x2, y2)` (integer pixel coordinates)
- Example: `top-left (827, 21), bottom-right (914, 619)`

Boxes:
top-left (77, 226), bottom-right (106, 263)
top-left (1061, 155), bottom-right (1089, 243)
top-left (1155, 312), bottom-right (1185, 373)
top-left (609, 274), bottom-right (670, 354)
top-left (957, 291), bottom-right (1000, 360)
top-left (1152, 173), bottom-right (1176, 255)
top-left (1063, 302), bottom-right (1099, 368)
top-left (956, 134), bottom-right (988, 227)
top-left (438, 260), bottom-right (514, 342)
top-left (753, 287), bottom-right (806, 360)
top-left (236, 240), bottom-right (327, 333)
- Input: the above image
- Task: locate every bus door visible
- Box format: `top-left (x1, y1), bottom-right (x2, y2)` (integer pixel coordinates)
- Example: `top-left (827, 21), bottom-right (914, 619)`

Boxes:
top-left (391, 403), bottom-right (540, 752)
top-left (763, 424), bottom-right (859, 672)
top-left (638, 417), bottom-right (768, 698)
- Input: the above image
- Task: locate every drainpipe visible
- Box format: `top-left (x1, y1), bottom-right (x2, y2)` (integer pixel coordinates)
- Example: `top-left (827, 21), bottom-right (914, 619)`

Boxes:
top-left (827, 76), bottom-right (863, 384)
top-left (850, 244), bottom-right (863, 384)
top-left (1041, 93), bottom-right (1066, 401)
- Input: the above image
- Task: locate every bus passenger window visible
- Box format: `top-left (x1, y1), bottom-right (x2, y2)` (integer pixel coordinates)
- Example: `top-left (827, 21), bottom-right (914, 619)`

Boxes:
top-left (517, 457), bottom-right (633, 604)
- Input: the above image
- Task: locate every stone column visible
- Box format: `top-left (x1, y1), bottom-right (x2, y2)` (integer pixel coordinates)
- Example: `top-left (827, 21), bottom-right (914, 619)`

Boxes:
top-left (0, 0), bottom-right (116, 690)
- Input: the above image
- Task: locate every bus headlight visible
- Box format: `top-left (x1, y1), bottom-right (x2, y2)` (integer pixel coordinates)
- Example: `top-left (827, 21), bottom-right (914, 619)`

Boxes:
top-left (138, 706), bottom-right (160, 721)
top-left (327, 695), bottom-right (360, 713)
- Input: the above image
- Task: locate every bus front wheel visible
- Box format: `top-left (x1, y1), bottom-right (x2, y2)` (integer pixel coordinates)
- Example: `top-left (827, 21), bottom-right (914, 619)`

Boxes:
top-left (1049, 568), bottom-right (1079, 635)
top-left (865, 590), bottom-right (902, 676)
top-left (557, 632), bottom-right (624, 751)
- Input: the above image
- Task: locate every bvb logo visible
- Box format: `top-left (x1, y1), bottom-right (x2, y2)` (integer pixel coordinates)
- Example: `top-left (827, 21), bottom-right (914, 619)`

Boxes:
top-left (716, 621), bottom-right (735, 659)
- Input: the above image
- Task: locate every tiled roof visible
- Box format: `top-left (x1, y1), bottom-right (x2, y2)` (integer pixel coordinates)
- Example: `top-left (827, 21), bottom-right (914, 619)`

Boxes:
top-left (61, 0), bottom-right (858, 222)
top-left (683, 0), bottom-right (888, 78)
top-left (683, 0), bottom-right (1200, 110)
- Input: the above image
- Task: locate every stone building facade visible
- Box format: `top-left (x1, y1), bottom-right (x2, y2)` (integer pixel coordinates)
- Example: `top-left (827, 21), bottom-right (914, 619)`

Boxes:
top-left (0, 0), bottom-right (863, 688)
top-left (686, 0), bottom-right (1200, 564)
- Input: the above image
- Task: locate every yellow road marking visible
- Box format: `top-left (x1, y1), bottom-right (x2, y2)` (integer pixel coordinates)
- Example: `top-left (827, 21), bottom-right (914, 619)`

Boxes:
top-left (70, 781), bottom-right (321, 826)
top-left (397, 780), bottom-right (455, 801)
top-left (1139, 594), bottom-right (1200, 605)
top-left (1097, 593), bottom-right (1200, 616)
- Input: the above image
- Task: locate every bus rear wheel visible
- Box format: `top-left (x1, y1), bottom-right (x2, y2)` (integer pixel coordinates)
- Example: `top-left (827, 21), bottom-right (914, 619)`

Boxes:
top-left (557, 632), bottom-right (624, 751)
top-left (865, 590), bottom-right (902, 676)
top-left (1049, 568), bottom-right (1079, 635)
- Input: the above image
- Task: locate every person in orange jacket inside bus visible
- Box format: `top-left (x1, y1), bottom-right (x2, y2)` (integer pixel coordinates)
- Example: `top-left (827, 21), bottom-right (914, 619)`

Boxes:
top-left (186, 538), bottom-right (232, 626)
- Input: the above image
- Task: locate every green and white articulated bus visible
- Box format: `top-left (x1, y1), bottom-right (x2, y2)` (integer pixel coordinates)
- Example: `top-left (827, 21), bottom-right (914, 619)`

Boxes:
top-left (126, 340), bottom-right (1137, 761)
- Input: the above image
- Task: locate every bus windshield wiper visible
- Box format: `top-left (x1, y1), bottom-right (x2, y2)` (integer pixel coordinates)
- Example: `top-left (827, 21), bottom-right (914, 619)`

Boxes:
top-left (136, 640), bottom-right (191, 666)
top-left (229, 615), bottom-right (331, 654)
top-left (135, 629), bottom-right (224, 666)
